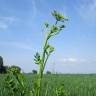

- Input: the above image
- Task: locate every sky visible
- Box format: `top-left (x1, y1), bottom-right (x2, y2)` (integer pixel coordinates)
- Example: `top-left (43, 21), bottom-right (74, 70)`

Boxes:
top-left (0, 0), bottom-right (96, 73)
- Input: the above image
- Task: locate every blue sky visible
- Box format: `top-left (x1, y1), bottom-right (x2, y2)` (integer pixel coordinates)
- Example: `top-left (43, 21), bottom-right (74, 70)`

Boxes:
top-left (0, 0), bottom-right (96, 73)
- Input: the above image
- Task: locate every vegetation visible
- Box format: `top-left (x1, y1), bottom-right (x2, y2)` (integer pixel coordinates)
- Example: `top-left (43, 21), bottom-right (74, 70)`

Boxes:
top-left (0, 56), bottom-right (21, 74)
top-left (7, 65), bottom-right (21, 72)
top-left (46, 71), bottom-right (51, 74)
top-left (1, 10), bottom-right (68, 96)
top-left (32, 70), bottom-right (37, 74)
top-left (0, 56), bottom-right (7, 73)
top-left (1, 74), bottom-right (96, 96)
top-left (34, 10), bottom-right (67, 96)
top-left (4, 66), bottom-right (26, 96)
top-left (0, 56), bottom-right (3, 67)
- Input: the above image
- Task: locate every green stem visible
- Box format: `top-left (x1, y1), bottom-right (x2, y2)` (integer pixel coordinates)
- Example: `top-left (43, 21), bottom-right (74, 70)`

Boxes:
top-left (38, 37), bottom-right (48, 96)
top-left (38, 20), bottom-right (60, 96)
top-left (43, 54), bottom-right (50, 71)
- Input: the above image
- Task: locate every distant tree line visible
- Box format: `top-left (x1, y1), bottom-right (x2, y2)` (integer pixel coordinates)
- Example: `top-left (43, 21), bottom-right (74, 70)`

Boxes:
top-left (0, 56), bottom-right (52, 74)
top-left (32, 69), bottom-right (37, 74)
top-left (0, 56), bottom-right (21, 74)
top-left (0, 56), bottom-right (7, 73)
top-left (32, 70), bottom-right (52, 74)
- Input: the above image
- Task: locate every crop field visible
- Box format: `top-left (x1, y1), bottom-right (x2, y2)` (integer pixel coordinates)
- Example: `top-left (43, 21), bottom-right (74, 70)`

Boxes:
top-left (0, 74), bottom-right (96, 96)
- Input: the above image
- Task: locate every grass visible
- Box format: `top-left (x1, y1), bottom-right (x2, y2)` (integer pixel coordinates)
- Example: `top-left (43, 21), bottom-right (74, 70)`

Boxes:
top-left (1, 74), bottom-right (96, 96)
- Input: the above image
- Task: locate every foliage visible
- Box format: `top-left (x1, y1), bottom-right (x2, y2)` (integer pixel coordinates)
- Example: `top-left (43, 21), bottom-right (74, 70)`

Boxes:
top-left (7, 65), bottom-right (21, 74)
top-left (34, 10), bottom-right (67, 96)
top-left (46, 71), bottom-right (51, 74)
top-left (3, 10), bottom-right (67, 96)
top-left (1, 74), bottom-right (96, 96)
top-left (0, 56), bottom-right (3, 67)
top-left (4, 66), bottom-right (32, 96)
top-left (32, 70), bottom-right (37, 74)
top-left (0, 56), bottom-right (7, 73)
top-left (55, 84), bottom-right (69, 96)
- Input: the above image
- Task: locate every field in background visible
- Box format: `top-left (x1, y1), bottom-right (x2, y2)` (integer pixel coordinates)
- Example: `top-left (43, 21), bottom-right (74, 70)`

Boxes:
top-left (0, 74), bottom-right (96, 96)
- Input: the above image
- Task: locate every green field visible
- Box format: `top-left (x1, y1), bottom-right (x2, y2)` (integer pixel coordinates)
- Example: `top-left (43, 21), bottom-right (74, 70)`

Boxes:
top-left (0, 74), bottom-right (96, 96)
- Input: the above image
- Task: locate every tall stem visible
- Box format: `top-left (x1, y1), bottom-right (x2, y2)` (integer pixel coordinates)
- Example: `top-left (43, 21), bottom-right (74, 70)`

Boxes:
top-left (38, 20), bottom-right (58, 96)
top-left (38, 37), bottom-right (48, 96)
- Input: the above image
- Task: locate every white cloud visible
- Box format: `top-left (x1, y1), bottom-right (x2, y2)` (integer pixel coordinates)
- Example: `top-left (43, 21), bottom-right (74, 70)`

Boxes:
top-left (0, 16), bottom-right (16, 31)
top-left (61, 58), bottom-right (77, 62)
top-left (59, 58), bottom-right (78, 63)
top-left (56, 57), bottom-right (87, 65)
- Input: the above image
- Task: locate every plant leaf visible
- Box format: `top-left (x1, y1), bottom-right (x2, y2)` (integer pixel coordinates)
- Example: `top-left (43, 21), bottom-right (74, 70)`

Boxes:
top-left (45, 22), bottom-right (49, 28)
top-left (34, 52), bottom-right (41, 64)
